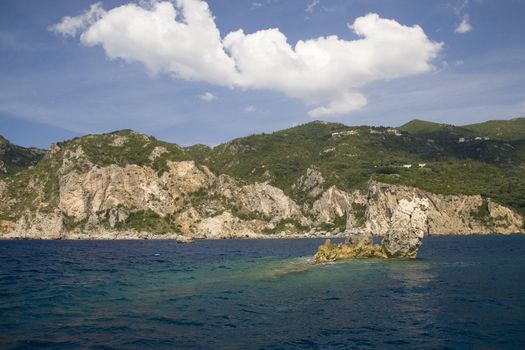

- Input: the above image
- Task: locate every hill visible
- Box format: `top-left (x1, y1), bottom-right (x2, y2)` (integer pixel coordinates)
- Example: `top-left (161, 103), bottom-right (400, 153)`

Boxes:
top-left (0, 117), bottom-right (524, 239)
top-left (400, 117), bottom-right (525, 141)
top-left (400, 119), bottom-right (473, 139)
top-left (192, 120), bottom-right (525, 215)
top-left (464, 117), bottom-right (525, 141)
top-left (58, 129), bottom-right (191, 172)
top-left (0, 136), bottom-right (46, 177)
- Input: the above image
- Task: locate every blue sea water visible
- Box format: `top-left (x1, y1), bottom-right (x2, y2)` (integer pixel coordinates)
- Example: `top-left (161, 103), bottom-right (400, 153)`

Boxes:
top-left (1, 236), bottom-right (525, 349)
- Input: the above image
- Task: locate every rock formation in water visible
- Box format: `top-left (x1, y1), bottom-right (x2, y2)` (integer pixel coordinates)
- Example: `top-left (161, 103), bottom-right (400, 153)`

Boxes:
top-left (315, 237), bottom-right (387, 263)
top-left (314, 201), bottom-right (428, 261)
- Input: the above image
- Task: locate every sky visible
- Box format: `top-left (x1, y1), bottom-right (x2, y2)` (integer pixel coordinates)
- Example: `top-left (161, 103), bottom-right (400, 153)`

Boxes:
top-left (0, 0), bottom-right (524, 148)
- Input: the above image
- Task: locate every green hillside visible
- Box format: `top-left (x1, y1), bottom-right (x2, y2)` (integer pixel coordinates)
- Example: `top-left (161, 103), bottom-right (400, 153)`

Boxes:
top-left (0, 130), bottom-right (192, 220)
top-left (1, 117), bottom-right (525, 219)
top-left (0, 136), bottom-right (46, 177)
top-left (60, 129), bottom-right (191, 173)
top-left (463, 117), bottom-right (525, 141)
top-left (401, 117), bottom-right (525, 142)
top-left (182, 120), bottom-right (524, 216)
top-left (400, 117), bottom-right (525, 165)
top-left (400, 119), bottom-right (472, 138)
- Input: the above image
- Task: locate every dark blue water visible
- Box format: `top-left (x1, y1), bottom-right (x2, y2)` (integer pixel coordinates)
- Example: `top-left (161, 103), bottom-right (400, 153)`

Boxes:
top-left (1, 236), bottom-right (525, 349)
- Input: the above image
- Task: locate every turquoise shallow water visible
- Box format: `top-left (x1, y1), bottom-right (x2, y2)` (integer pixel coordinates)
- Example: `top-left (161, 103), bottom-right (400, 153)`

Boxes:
top-left (1, 236), bottom-right (525, 349)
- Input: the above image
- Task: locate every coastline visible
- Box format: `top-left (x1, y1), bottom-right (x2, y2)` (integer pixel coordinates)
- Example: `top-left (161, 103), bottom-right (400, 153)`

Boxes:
top-left (1, 231), bottom-right (522, 241)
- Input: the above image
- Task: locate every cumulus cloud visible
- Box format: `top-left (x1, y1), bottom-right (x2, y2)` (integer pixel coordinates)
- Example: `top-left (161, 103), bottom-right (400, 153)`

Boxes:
top-left (455, 14), bottom-right (472, 33)
top-left (49, 3), bottom-right (104, 36)
top-left (198, 92), bottom-right (217, 102)
top-left (51, 0), bottom-right (442, 117)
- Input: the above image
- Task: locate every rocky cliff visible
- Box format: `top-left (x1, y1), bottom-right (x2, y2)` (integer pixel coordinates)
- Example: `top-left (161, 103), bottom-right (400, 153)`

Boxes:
top-left (0, 127), bottom-right (523, 240)
top-left (0, 147), bottom-right (522, 239)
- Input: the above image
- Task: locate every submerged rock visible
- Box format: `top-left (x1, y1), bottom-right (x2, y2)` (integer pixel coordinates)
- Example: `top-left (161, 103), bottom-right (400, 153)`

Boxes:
top-left (314, 239), bottom-right (386, 263)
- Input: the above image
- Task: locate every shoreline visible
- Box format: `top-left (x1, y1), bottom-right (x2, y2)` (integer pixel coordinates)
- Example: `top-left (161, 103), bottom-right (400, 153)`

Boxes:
top-left (1, 232), bottom-right (522, 241)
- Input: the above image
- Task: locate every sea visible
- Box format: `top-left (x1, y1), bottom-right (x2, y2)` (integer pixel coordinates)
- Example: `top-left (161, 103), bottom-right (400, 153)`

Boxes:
top-left (1, 235), bottom-right (524, 349)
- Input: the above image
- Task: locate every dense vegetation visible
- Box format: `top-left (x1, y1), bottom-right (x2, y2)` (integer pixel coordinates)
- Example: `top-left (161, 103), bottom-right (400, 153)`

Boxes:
top-left (0, 135), bottom-right (46, 177)
top-left (463, 118), bottom-right (525, 141)
top-left (189, 118), bottom-right (525, 216)
top-left (64, 130), bottom-right (192, 173)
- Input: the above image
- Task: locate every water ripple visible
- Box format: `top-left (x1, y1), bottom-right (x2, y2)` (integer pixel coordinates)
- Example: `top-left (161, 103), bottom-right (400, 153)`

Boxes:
top-left (0, 236), bottom-right (524, 349)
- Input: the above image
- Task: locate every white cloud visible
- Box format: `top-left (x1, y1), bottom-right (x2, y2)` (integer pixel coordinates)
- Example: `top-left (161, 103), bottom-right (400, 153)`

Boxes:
top-left (455, 14), bottom-right (472, 33)
top-left (52, 0), bottom-right (442, 117)
top-left (244, 105), bottom-right (257, 113)
top-left (49, 3), bottom-right (104, 37)
top-left (80, 1), bottom-right (238, 84)
top-left (309, 91), bottom-right (366, 117)
top-left (198, 92), bottom-right (217, 102)
top-left (305, 0), bottom-right (320, 13)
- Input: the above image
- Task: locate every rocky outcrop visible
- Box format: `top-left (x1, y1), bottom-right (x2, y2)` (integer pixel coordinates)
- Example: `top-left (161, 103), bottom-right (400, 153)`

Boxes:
top-left (380, 197), bottom-right (428, 258)
top-left (0, 219), bottom-right (16, 235)
top-left (292, 167), bottom-right (325, 198)
top-left (311, 186), bottom-right (352, 223)
top-left (365, 181), bottom-right (523, 236)
top-left (0, 161), bottom-right (523, 240)
top-left (2, 161), bottom-right (317, 239)
top-left (148, 146), bottom-right (168, 161)
top-left (0, 180), bottom-right (6, 199)
top-left (315, 238), bottom-right (387, 263)
top-left (310, 186), bottom-right (367, 228)
top-left (313, 180), bottom-right (524, 262)
top-left (58, 160), bottom-right (214, 222)
top-left (9, 210), bottom-right (65, 239)
top-left (234, 182), bottom-right (308, 224)
top-left (314, 197), bottom-right (429, 261)
top-left (195, 211), bottom-right (265, 239)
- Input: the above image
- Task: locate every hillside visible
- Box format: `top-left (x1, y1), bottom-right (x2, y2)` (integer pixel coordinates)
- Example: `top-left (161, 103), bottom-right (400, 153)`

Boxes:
top-left (58, 129), bottom-right (191, 172)
top-left (194, 120), bottom-right (525, 215)
top-left (464, 117), bottom-right (525, 141)
top-left (400, 117), bottom-right (525, 141)
top-left (0, 117), bottom-right (524, 239)
top-left (399, 119), bottom-right (473, 139)
top-left (0, 136), bottom-right (46, 177)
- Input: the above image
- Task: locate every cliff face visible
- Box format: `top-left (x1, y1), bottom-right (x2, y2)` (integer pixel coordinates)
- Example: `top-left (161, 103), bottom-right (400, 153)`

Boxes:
top-left (0, 149), bottom-right (522, 239)
top-left (365, 182), bottom-right (523, 235)
top-left (0, 126), bottom-right (523, 240)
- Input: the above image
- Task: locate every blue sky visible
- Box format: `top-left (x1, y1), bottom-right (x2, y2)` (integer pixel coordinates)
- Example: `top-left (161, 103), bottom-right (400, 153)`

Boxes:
top-left (1, 0), bottom-right (524, 148)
